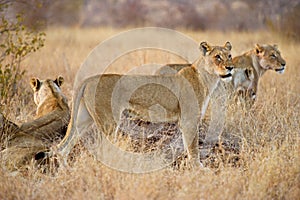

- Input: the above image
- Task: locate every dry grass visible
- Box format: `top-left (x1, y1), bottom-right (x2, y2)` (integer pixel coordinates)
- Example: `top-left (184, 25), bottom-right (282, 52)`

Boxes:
top-left (0, 27), bottom-right (299, 200)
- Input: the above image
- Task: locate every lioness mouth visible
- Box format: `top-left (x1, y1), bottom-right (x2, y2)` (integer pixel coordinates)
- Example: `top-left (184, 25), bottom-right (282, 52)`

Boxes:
top-left (275, 68), bottom-right (284, 72)
top-left (220, 73), bottom-right (232, 79)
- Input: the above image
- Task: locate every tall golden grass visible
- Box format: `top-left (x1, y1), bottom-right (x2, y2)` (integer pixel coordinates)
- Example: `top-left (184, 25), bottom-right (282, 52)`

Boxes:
top-left (0, 27), bottom-right (299, 200)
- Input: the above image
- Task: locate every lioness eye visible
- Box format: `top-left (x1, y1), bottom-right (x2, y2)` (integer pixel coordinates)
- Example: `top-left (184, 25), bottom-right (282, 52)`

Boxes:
top-left (228, 54), bottom-right (232, 59)
top-left (215, 55), bottom-right (221, 60)
top-left (270, 54), bottom-right (276, 58)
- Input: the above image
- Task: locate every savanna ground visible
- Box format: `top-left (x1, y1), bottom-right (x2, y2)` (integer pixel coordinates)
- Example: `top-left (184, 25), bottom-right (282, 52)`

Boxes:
top-left (0, 28), bottom-right (299, 200)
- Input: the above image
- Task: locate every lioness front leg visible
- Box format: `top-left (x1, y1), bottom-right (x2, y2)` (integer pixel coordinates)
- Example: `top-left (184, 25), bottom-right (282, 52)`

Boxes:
top-left (188, 135), bottom-right (203, 168)
top-left (204, 89), bottom-right (227, 148)
top-left (181, 127), bottom-right (203, 168)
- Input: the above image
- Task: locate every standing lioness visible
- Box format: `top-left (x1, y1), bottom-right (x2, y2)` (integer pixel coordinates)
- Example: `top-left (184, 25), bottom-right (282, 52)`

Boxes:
top-left (232, 44), bottom-right (286, 101)
top-left (56, 41), bottom-right (234, 168)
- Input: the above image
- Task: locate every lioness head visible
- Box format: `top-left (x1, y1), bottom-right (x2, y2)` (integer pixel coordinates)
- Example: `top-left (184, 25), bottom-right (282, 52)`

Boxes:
top-left (199, 41), bottom-right (234, 82)
top-left (255, 44), bottom-right (286, 74)
top-left (30, 76), bottom-right (64, 106)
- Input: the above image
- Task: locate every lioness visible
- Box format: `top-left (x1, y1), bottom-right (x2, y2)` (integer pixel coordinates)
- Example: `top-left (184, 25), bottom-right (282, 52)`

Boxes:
top-left (55, 41), bottom-right (234, 168)
top-left (232, 44), bottom-right (286, 102)
top-left (18, 76), bottom-right (70, 139)
top-left (0, 76), bottom-right (70, 170)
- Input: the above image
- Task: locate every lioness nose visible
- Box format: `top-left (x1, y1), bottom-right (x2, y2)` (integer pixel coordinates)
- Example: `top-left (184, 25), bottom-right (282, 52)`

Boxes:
top-left (226, 66), bottom-right (233, 71)
top-left (281, 62), bottom-right (286, 67)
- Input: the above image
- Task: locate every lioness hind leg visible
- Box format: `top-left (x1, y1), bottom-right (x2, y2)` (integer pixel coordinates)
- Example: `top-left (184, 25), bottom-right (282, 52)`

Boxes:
top-left (76, 100), bottom-right (94, 135)
top-left (58, 99), bottom-right (93, 158)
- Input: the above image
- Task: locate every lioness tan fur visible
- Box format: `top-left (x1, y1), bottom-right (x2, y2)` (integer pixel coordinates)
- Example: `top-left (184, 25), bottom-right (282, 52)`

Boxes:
top-left (0, 76), bottom-right (70, 170)
top-left (55, 41), bottom-right (234, 168)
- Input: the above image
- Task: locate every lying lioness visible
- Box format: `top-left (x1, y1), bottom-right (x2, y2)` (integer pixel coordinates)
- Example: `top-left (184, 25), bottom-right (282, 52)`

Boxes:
top-left (0, 76), bottom-right (70, 170)
top-left (55, 41), bottom-right (234, 168)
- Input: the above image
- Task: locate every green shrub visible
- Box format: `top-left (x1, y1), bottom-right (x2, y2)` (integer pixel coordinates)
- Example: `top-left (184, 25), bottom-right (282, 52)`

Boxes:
top-left (0, 3), bottom-right (45, 112)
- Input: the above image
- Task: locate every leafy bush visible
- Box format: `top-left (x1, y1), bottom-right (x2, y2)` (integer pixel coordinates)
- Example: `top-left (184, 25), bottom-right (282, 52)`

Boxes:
top-left (0, 3), bottom-right (45, 111)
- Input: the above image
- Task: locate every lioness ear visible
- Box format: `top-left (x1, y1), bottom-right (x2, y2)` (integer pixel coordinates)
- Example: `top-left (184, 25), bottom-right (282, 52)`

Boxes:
top-left (255, 44), bottom-right (264, 54)
top-left (199, 42), bottom-right (212, 56)
top-left (273, 44), bottom-right (278, 49)
top-left (54, 76), bottom-right (64, 87)
top-left (30, 78), bottom-right (41, 91)
top-left (224, 41), bottom-right (232, 51)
